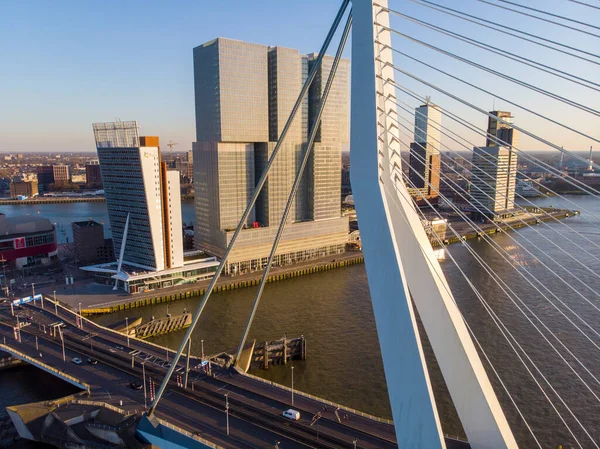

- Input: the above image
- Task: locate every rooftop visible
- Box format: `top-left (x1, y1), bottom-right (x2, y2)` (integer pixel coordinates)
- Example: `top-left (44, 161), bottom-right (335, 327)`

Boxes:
top-left (0, 213), bottom-right (54, 237)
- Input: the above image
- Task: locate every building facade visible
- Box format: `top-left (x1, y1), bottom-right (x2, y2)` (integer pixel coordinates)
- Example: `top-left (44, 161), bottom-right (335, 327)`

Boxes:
top-left (9, 180), bottom-right (38, 198)
top-left (408, 103), bottom-right (441, 203)
top-left (486, 110), bottom-right (519, 149)
top-left (471, 146), bottom-right (518, 216)
top-left (85, 161), bottom-right (102, 187)
top-left (193, 38), bottom-right (349, 274)
top-left (52, 165), bottom-right (71, 184)
top-left (36, 166), bottom-right (54, 192)
top-left (72, 220), bottom-right (114, 265)
top-left (92, 122), bottom-right (183, 272)
top-left (0, 214), bottom-right (58, 269)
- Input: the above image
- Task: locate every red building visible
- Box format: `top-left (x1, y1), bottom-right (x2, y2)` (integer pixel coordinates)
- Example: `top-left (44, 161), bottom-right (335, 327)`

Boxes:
top-left (0, 214), bottom-right (58, 269)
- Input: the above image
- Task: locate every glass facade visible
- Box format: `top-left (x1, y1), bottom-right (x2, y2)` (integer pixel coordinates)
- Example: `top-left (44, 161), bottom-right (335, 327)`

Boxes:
top-left (193, 38), bottom-right (350, 274)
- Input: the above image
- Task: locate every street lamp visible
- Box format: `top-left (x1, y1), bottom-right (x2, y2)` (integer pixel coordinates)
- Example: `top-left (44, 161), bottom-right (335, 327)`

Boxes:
top-left (353, 438), bottom-right (358, 449)
top-left (59, 327), bottom-right (66, 362)
top-left (225, 393), bottom-right (230, 436)
top-left (15, 315), bottom-right (21, 343)
top-left (78, 302), bottom-right (83, 329)
top-left (201, 339), bottom-right (204, 359)
top-left (125, 317), bottom-right (130, 347)
top-left (291, 365), bottom-right (295, 406)
top-left (54, 290), bottom-right (58, 315)
top-left (142, 361), bottom-right (148, 409)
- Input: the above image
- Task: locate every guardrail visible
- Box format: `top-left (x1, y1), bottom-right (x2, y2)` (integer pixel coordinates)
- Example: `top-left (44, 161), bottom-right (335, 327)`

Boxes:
top-left (154, 416), bottom-right (226, 449)
top-left (238, 368), bottom-right (394, 425)
top-left (0, 342), bottom-right (90, 393)
top-left (42, 297), bottom-right (202, 363)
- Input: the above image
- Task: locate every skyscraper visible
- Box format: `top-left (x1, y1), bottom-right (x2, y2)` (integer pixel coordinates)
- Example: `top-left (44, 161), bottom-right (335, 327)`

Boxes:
top-left (92, 121), bottom-right (183, 272)
top-left (471, 145), bottom-right (518, 216)
top-left (193, 37), bottom-right (349, 274)
top-left (486, 110), bottom-right (519, 149)
top-left (408, 103), bottom-right (441, 201)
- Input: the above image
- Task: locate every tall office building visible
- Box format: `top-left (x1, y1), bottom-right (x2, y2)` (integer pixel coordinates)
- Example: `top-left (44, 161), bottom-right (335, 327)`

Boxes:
top-left (471, 146), bottom-right (518, 215)
top-left (92, 122), bottom-right (183, 272)
top-left (486, 110), bottom-right (519, 149)
top-left (408, 103), bottom-right (442, 201)
top-left (193, 37), bottom-right (349, 274)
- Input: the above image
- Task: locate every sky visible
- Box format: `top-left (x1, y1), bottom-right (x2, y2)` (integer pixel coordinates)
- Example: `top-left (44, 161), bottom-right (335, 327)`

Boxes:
top-left (0, 0), bottom-right (598, 153)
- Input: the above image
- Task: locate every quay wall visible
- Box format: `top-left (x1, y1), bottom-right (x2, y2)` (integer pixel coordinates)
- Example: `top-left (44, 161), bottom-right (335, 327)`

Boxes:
top-left (83, 256), bottom-right (365, 315)
top-left (0, 197), bottom-right (105, 206)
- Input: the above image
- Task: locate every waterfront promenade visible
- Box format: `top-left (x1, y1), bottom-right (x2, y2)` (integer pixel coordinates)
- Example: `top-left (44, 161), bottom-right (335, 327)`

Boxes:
top-left (36, 251), bottom-right (365, 313)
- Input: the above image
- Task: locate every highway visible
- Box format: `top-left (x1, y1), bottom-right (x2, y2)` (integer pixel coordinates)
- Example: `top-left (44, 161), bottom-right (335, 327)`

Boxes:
top-left (0, 298), bottom-right (470, 449)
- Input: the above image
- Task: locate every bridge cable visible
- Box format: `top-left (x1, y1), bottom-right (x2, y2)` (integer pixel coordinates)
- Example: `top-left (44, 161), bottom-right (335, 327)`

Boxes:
top-left (392, 137), bottom-right (600, 351)
top-left (383, 60), bottom-right (600, 158)
top-left (146, 0), bottom-right (351, 416)
top-left (389, 97), bottom-right (600, 276)
top-left (388, 81), bottom-right (600, 217)
top-left (234, 12), bottom-right (352, 364)
top-left (385, 173), bottom-right (586, 447)
top-left (475, 0), bottom-right (600, 38)
top-left (383, 153), bottom-right (600, 445)
top-left (379, 68), bottom-right (600, 178)
top-left (401, 0), bottom-right (600, 62)
top-left (386, 174), bottom-right (571, 448)
top-left (378, 122), bottom-right (600, 371)
top-left (568, 0), bottom-right (600, 11)
top-left (380, 6), bottom-right (600, 89)
top-left (388, 95), bottom-right (600, 261)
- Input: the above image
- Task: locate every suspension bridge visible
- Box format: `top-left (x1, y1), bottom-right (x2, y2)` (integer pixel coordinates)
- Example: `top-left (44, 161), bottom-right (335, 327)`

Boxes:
top-left (3, 0), bottom-right (600, 448)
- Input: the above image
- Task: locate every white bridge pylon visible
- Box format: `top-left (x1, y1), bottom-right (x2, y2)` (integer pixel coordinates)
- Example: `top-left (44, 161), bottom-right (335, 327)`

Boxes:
top-left (350, 1), bottom-right (518, 448)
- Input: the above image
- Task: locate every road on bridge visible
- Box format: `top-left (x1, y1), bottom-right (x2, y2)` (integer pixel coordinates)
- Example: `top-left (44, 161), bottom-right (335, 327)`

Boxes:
top-left (0, 299), bottom-right (470, 449)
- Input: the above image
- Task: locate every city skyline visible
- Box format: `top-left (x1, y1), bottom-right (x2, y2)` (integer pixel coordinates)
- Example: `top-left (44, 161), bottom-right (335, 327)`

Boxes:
top-left (1, 1), bottom-right (596, 153)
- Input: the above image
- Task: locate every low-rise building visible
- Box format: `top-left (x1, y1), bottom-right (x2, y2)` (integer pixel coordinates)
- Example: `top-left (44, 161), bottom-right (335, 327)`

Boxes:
top-left (72, 220), bottom-right (114, 265)
top-left (9, 180), bottom-right (38, 199)
top-left (0, 214), bottom-right (58, 269)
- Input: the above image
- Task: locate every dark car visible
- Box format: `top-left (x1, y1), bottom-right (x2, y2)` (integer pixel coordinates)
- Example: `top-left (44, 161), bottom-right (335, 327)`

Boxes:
top-left (87, 358), bottom-right (98, 365)
top-left (129, 381), bottom-right (143, 390)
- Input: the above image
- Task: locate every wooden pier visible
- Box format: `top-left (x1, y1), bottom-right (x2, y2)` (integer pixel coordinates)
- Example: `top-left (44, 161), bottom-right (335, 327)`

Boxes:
top-left (250, 335), bottom-right (306, 370)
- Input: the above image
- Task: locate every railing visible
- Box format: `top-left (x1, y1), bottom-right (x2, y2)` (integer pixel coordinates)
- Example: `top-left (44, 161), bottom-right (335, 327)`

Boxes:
top-left (0, 342), bottom-right (90, 393)
top-left (154, 416), bottom-right (226, 449)
top-left (238, 368), bottom-right (394, 425)
top-left (42, 297), bottom-right (202, 362)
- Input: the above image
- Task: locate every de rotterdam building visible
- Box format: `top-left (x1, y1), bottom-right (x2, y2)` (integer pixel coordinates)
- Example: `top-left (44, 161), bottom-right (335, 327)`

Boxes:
top-left (193, 38), bottom-right (349, 274)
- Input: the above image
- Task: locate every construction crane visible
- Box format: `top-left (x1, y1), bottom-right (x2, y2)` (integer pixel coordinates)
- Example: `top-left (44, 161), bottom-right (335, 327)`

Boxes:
top-left (167, 141), bottom-right (178, 160)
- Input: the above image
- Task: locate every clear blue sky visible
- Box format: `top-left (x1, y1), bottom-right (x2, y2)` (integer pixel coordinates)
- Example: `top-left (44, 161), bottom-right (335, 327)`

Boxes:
top-left (0, 0), bottom-right (598, 153)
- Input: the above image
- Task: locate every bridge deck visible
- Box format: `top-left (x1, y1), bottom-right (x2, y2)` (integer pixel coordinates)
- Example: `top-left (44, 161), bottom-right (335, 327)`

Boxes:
top-left (0, 298), bottom-right (470, 449)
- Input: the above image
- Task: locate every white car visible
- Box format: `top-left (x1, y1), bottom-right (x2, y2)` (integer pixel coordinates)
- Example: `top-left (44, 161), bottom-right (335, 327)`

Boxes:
top-left (282, 409), bottom-right (300, 421)
top-left (72, 357), bottom-right (82, 365)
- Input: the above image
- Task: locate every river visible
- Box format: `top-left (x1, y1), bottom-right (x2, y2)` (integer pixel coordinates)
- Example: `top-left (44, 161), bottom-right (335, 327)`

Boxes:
top-left (2, 195), bottom-right (600, 448)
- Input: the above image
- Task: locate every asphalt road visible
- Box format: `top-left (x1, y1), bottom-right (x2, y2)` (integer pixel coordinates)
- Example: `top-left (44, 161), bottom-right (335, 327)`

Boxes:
top-left (1, 299), bottom-right (470, 449)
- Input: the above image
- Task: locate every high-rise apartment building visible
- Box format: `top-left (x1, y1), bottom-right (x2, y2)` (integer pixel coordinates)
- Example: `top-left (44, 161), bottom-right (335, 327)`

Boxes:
top-left (486, 110), bottom-right (519, 149)
top-left (193, 37), bottom-right (349, 274)
top-left (92, 122), bottom-right (183, 272)
top-left (471, 146), bottom-right (518, 216)
top-left (408, 103), bottom-right (442, 201)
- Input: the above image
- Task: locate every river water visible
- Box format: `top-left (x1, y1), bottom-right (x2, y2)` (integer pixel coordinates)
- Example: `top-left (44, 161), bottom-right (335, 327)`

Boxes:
top-left (2, 195), bottom-right (600, 448)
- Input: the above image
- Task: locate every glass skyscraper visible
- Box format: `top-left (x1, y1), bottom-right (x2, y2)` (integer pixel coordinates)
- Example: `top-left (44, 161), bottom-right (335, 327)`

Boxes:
top-left (193, 38), bottom-right (349, 274)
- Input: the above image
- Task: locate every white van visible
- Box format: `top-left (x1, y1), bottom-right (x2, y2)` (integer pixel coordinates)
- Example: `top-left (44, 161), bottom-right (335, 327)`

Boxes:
top-left (282, 409), bottom-right (300, 421)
